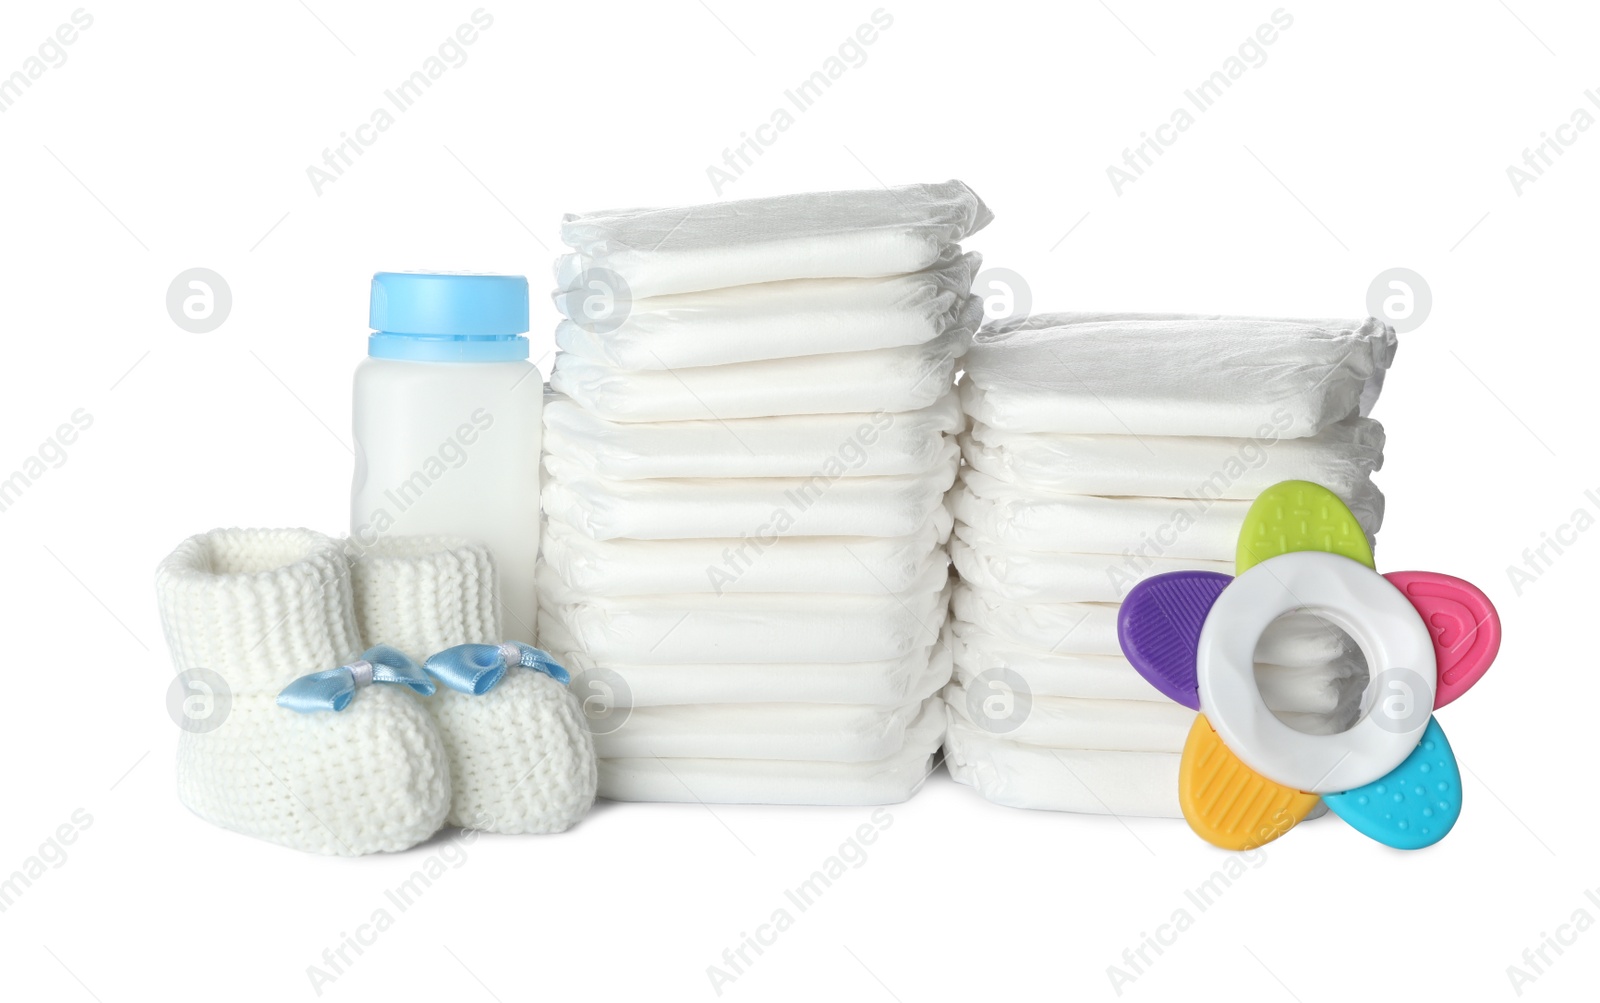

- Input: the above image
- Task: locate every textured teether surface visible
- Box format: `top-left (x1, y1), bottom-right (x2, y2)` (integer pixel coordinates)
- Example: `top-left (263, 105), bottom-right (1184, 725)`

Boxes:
top-left (1118, 572), bottom-right (1232, 710)
top-left (1178, 715), bottom-right (1320, 850)
top-left (1236, 479), bottom-right (1374, 573)
top-left (1117, 478), bottom-right (1498, 851)
top-left (1384, 572), bottom-right (1500, 709)
top-left (1322, 717), bottom-right (1460, 850)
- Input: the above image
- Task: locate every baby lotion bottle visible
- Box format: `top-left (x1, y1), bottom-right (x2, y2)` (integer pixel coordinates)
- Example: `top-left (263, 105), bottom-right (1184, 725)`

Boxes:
top-left (352, 272), bottom-right (541, 642)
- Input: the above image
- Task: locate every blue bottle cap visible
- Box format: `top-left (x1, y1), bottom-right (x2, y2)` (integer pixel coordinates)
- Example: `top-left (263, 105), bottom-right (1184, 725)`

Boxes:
top-left (368, 272), bottom-right (530, 362)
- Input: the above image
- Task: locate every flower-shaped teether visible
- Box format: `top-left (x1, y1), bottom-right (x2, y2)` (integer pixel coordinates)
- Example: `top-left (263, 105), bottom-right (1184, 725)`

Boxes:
top-left (1117, 480), bottom-right (1501, 850)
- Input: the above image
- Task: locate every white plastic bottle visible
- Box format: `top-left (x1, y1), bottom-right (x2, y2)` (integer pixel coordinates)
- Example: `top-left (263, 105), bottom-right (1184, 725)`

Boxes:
top-left (351, 272), bottom-right (542, 642)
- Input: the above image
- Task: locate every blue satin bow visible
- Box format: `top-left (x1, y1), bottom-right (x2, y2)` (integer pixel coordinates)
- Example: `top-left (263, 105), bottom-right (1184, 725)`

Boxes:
top-left (424, 641), bottom-right (570, 695)
top-left (276, 644), bottom-right (436, 713)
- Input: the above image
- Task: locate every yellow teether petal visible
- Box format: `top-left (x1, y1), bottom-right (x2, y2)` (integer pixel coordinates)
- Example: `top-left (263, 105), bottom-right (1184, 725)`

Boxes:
top-left (1236, 479), bottom-right (1374, 574)
top-left (1179, 715), bottom-right (1320, 850)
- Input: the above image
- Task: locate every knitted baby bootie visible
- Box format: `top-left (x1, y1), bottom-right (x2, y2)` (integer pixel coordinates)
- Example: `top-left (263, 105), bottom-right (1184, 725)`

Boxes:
top-left (349, 536), bottom-right (597, 834)
top-left (156, 528), bottom-right (451, 855)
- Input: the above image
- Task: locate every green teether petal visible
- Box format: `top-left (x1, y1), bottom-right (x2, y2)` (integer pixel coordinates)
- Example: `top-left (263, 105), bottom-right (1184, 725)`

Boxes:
top-left (1236, 480), bottom-right (1374, 574)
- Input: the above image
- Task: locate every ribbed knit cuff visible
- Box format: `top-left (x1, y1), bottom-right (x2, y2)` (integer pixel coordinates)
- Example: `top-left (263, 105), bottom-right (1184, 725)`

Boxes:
top-left (156, 528), bottom-right (361, 691)
top-left (349, 536), bottom-right (499, 660)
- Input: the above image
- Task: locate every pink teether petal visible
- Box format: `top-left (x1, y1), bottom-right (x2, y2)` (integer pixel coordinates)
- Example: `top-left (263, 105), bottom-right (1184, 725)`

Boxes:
top-left (1384, 571), bottom-right (1501, 709)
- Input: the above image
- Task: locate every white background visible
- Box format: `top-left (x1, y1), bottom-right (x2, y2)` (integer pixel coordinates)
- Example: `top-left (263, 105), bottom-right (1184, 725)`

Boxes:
top-left (2, 1), bottom-right (1596, 1000)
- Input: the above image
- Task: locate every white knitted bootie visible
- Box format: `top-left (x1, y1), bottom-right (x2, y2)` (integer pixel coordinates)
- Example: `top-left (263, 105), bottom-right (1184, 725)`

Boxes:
top-left (156, 528), bottom-right (451, 855)
top-left (349, 537), bottom-right (597, 834)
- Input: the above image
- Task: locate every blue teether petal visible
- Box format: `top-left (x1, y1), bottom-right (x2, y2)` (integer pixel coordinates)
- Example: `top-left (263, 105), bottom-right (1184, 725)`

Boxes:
top-left (1322, 716), bottom-right (1461, 850)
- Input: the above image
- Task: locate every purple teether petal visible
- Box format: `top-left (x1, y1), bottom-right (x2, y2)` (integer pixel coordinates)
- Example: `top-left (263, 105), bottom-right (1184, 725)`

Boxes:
top-left (1117, 571), bottom-right (1234, 710)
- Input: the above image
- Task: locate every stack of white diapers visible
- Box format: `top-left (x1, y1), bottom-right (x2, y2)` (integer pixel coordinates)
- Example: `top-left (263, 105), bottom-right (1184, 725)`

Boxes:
top-left (944, 312), bottom-right (1397, 817)
top-left (539, 181), bottom-right (992, 805)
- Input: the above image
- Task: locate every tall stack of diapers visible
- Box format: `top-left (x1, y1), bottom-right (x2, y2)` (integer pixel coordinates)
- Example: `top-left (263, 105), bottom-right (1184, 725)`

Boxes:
top-left (944, 312), bottom-right (1397, 817)
top-left (538, 181), bottom-right (991, 804)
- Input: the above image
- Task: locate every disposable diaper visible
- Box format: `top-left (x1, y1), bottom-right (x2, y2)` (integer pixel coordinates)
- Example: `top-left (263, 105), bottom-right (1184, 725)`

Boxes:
top-left (541, 511), bottom-right (952, 596)
top-left (945, 682), bottom-right (1196, 752)
top-left (544, 391), bottom-right (963, 480)
top-left (951, 527), bottom-right (1231, 603)
top-left (960, 410), bottom-right (1386, 510)
top-left (592, 695), bottom-right (938, 762)
top-left (953, 471), bottom-right (1251, 560)
top-left (944, 716), bottom-right (1181, 817)
top-left (542, 440), bottom-right (958, 541)
top-left (554, 251), bottom-right (982, 370)
top-left (951, 583), bottom-right (1361, 666)
top-left (548, 311), bottom-right (975, 422)
top-left (954, 470), bottom-right (1380, 557)
top-left (598, 703), bottom-right (946, 805)
top-left (952, 624), bottom-right (1363, 713)
top-left (538, 564), bottom-right (951, 665)
top-left (952, 585), bottom-right (1123, 655)
top-left (554, 179), bottom-right (992, 298)
top-left (961, 313), bottom-right (1397, 437)
top-left (541, 617), bottom-right (953, 707)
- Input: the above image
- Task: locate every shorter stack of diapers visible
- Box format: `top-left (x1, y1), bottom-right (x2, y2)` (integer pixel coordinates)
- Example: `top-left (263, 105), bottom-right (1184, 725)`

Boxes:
top-left (944, 312), bottom-right (1396, 817)
top-left (539, 181), bottom-right (990, 804)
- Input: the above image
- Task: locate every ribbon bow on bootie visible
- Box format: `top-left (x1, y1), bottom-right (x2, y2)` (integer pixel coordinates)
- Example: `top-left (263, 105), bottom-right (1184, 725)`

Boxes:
top-left (276, 644), bottom-right (436, 713)
top-left (424, 641), bottom-right (570, 695)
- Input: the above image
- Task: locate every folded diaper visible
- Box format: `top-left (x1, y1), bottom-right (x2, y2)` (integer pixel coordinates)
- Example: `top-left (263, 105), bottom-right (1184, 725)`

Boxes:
top-left (543, 440), bottom-right (958, 541)
top-left (943, 716), bottom-right (1181, 817)
top-left (555, 250), bottom-right (982, 369)
top-left (956, 643), bottom-right (1163, 703)
top-left (952, 586), bottom-right (1123, 655)
top-left (598, 702), bottom-right (946, 805)
top-left (542, 617), bottom-right (953, 707)
top-left (541, 512), bottom-right (951, 595)
top-left (544, 391), bottom-right (963, 480)
top-left (539, 565), bottom-right (951, 664)
top-left (954, 470), bottom-right (1376, 557)
top-left (951, 583), bottom-right (1361, 666)
top-left (554, 179), bottom-right (992, 298)
top-left (953, 470), bottom-right (1251, 560)
top-left (549, 311), bottom-right (975, 422)
top-left (960, 412), bottom-right (1386, 519)
top-left (592, 695), bottom-right (937, 762)
top-left (951, 527), bottom-right (1232, 603)
top-left (952, 625), bottom-right (1362, 713)
top-left (962, 313), bottom-right (1397, 438)
top-left (946, 682), bottom-right (1195, 752)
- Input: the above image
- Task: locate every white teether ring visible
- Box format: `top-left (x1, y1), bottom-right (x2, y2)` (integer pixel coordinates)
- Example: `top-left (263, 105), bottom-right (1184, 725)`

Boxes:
top-left (1195, 551), bottom-right (1437, 793)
